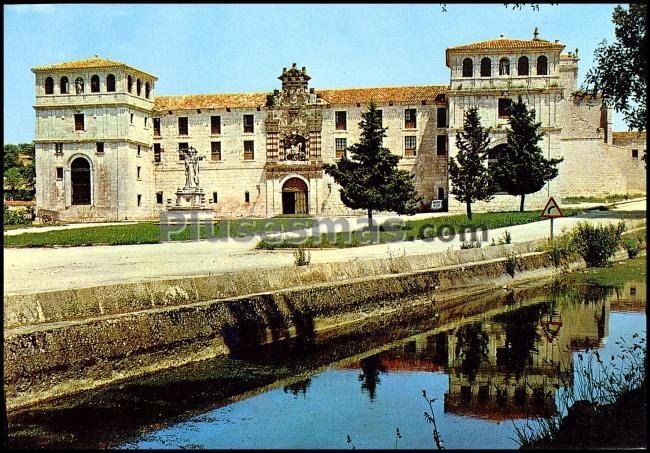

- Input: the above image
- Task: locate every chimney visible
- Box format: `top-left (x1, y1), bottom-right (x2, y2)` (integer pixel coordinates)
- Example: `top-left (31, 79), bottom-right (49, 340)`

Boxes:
top-left (533, 27), bottom-right (540, 40)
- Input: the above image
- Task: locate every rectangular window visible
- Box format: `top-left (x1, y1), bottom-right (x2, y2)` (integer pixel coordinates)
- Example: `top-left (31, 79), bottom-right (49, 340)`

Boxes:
top-left (211, 116), bottom-right (221, 135)
top-left (137, 166), bottom-right (141, 179)
top-left (130, 113), bottom-right (134, 124)
top-left (178, 142), bottom-right (188, 160)
top-left (211, 141), bottom-right (222, 161)
top-left (56, 167), bottom-right (63, 180)
top-left (335, 111), bottom-right (347, 130)
top-left (243, 140), bottom-right (254, 160)
top-left (244, 191), bottom-right (250, 203)
top-left (404, 136), bottom-right (417, 157)
top-left (137, 194), bottom-right (142, 207)
top-left (632, 149), bottom-right (639, 159)
top-left (404, 109), bottom-right (417, 129)
top-left (96, 142), bottom-right (104, 154)
top-left (213, 192), bottom-right (218, 203)
top-left (156, 192), bottom-right (163, 204)
top-left (243, 114), bottom-right (254, 133)
top-left (137, 145), bottom-right (141, 156)
top-left (178, 117), bottom-right (188, 135)
top-left (153, 118), bottom-right (161, 136)
top-left (154, 143), bottom-right (161, 163)
top-left (144, 117), bottom-right (148, 128)
top-left (55, 143), bottom-right (63, 154)
top-left (437, 135), bottom-right (448, 155)
top-left (498, 98), bottom-right (512, 118)
top-left (74, 114), bottom-right (84, 131)
top-left (437, 108), bottom-right (448, 128)
top-left (335, 138), bottom-right (347, 159)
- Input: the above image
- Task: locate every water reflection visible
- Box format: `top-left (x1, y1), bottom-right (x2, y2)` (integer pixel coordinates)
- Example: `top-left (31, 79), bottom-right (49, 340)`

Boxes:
top-left (7, 277), bottom-right (646, 449)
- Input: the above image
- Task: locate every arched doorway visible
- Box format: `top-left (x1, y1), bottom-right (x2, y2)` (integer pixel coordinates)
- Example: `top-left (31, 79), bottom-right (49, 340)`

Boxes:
top-left (282, 177), bottom-right (308, 215)
top-left (71, 157), bottom-right (91, 205)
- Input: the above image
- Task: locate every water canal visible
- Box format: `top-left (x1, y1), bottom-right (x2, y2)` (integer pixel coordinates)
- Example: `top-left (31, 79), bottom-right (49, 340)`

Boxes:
top-left (8, 259), bottom-right (646, 449)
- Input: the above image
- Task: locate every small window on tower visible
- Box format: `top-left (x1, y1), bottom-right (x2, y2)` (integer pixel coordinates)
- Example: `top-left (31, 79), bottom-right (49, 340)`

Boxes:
top-left (137, 145), bottom-right (141, 156)
top-left (74, 114), bottom-right (84, 131)
top-left (137, 194), bottom-right (142, 207)
top-left (96, 142), bottom-right (104, 154)
top-left (137, 166), bottom-right (141, 179)
top-left (55, 143), bottom-right (63, 154)
top-left (154, 143), bottom-right (161, 163)
top-left (213, 192), bottom-right (218, 203)
top-left (153, 118), bottom-right (161, 136)
top-left (156, 192), bottom-right (163, 204)
top-left (56, 167), bottom-right (64, 180)
top-left (632, 149), bottom-right (639, 159)
top-left (498, 98), bottom-right (512, 118)
top-left (244, 191), bottom-right (250, 203)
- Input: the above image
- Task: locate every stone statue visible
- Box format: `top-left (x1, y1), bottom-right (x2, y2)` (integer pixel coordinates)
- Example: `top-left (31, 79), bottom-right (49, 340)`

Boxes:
top-left (182, 146), bottom-right (202, 189)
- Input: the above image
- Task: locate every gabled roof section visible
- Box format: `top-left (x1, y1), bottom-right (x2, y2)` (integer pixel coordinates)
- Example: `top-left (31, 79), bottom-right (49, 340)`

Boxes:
top-left (153, 85), bottom-right (448, 111)
top-left (32, 56), bottom-right (157, 79)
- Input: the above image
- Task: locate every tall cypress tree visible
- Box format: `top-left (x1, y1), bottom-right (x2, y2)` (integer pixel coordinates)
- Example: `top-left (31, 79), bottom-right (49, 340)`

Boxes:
top-left (492, 96), bottom-right (563, 212)
top-left (323, 101), bottom-right (421, 228)
top-left (448, 107), bottom-right (494, 220)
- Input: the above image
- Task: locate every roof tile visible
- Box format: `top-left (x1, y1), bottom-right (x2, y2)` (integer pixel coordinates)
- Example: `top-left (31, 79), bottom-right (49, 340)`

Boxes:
top-left (32, 56), bottom-right (156, 78)
top-left (448, 37), bottom-right (564, 52)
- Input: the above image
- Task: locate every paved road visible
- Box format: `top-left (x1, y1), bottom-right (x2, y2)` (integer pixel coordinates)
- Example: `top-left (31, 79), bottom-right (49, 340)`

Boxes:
top-left (3, 200), bottom-right (645, 295)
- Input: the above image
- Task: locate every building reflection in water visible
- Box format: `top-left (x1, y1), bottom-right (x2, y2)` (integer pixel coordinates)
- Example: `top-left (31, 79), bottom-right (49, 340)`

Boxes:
top-left (343, 282), bottom-right (638, 422)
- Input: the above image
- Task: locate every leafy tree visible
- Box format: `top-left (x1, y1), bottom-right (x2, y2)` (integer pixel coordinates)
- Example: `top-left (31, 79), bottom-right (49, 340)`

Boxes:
top-left (492, 97), bottom-right (563, 212)
top-left (4, 167), bottom-right (23, 200)
top-left (323, 101), bottom-right (421, 228)
top-left (448, 107), bottom-right (494, 220)
top-left (4, 144), bottom-right (20, 171)
top-left (3, 143), bottom-right (35, 200)
top-left (583, 4), bottom-right (646, 139)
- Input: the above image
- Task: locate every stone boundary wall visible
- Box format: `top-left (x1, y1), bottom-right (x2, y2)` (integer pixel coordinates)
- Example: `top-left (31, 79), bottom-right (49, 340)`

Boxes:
top-left (5, 249), bottom-right (556, 411)
top-left (5, 239), bottom-right (548, 329)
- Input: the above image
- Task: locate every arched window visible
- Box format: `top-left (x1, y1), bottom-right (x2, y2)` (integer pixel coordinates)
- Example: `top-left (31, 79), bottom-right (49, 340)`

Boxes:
top-left (127, 75), bottom-right (133, 93)
top-left (60, 76), bottom-right (69, 94)
top-left (90, 75), bottom-right (100, 93)
top-left (136, 79), bottom-right (141, 96)
top-left (499, 58), bottom-right (510, 75)
top-left (145, 81), bottom-right (150, 99)
top-left (74, 77), bottom-right (84, 94)
top-left (480, 57), bottom-right (491, 77)
top-left (537, 56), bottom-right (548, 75)
top-left (462, 58), bottom-right (473, 77)
top-left (45, 77), bottom-right (54, 94)
top-left (107, 74), bottom-right (116, 92)
top-left (518, 56), bottom-right (529, 76)
top-left (71, 157), bottom-right (91, 205)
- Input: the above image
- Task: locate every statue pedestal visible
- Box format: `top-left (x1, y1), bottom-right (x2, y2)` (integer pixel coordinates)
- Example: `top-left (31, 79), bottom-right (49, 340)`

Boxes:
top-left (163, 186), bottom-right (213, 223)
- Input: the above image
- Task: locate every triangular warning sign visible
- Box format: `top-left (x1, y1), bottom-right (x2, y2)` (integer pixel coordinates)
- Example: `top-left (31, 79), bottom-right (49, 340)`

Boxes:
top-left (541, 196), bottom-right (564, 218)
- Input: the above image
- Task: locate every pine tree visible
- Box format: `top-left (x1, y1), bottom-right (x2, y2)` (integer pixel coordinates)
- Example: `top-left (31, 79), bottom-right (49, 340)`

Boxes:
top-left (323, 101), bottom-right (421, 228)
top-left (448, 107), bottom-right (494, 220)
top-left (492, 97), bottom-right (563, 212)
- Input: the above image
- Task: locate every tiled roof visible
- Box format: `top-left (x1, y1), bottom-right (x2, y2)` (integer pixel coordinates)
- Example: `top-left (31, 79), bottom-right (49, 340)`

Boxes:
top-left (154, 85), bottom-right (448, 111)
top-left (154, 92), bottom-right (269, 111)
top-left (612, 131), bottom-right (645, 140)
top-left (318, 85), bottom-right (447, 105)
top-left (447, 37), bottom-right (565, 52)
top-left (32, 56), bottom-right (156, 78)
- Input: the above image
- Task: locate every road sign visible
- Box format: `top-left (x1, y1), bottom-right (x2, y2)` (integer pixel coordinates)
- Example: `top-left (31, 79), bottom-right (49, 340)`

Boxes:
top-left (540, 197), bottom-right (564, 218)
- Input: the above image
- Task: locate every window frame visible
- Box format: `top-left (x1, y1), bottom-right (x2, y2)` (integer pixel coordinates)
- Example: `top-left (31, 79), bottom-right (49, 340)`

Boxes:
top-left (74, 113), bottom-right (85, 131)
top-left (178, 117), bottom-right (189, 136)
top-left (211, 115), bottom-right (221, 135)
top-left (55, 167), bottom-right (64, 180)
top-left (436, 135), bottom-right (448, 156)
top-left (96, 142), bottom-right (104, 154)
top-left (211, 141), bottom-right (222, 161)
top-left (335, 111), bottom-right (347, 130)
top-left (45, 77), bottom-right (54, 95)
top-left (404, 108), bottom-right (417, 129)
top-left (243, 114), bottom-right (254, 134)
top-left (107, 74), bottom-right (116, 92)
top-left (480, 57), bottom-right (491, 77)
top-left (537, 55), bottom-right (548, 75)
top-left (437, 107), bottom-right (447, 128)
top-left (462, 58), bottom-right (473, 77)
top-left (335, 137), bottom-right (347, 159)
top-left (243, 140), bottom-right (255, 160)
top-left (153, 118), bottom-right (161, 136)
top-left (498, 98), bottom-right (512, 119)
top-left (404, 136), bottom-right (417, 157)
top-left (517, 56), bottom-right (529, 76)
top-left (90, 75), bottom-right (100, 93)
top-left (178, 142), bottom-right (188, 161)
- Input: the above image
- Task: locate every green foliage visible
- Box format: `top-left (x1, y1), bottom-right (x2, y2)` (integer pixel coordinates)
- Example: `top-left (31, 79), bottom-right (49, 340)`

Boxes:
top-left (448, 107), bottom-right (494, 220)
top-left (460, 239), bottom-right (481, 249)
top-left (3, 205), bottom-right (30, 226)
top-left (323, 101), bottom-right (421, 226)
top-left (583, 4), bottom-right (646, 139)
top-left (573, 221), bottom-right (626, 267)
top-left (4, 143), bottom-right (35, 200)
top-left (545, 230), bottom-right (579, 271)
top-left (490, 230), bottom-right (512, 246)
top-left (491, 97), bottom-right (563, 211)
top-left (293, 247), bottom-right (311, 266)
top-left (622, 238), bottom-right (641, 258)
top-left (563, 193), bottom-right (644, 204)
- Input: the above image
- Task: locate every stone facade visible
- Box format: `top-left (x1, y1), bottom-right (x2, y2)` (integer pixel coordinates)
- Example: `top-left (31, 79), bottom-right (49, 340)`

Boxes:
top-left (32, 32), bottom-right (645, 222)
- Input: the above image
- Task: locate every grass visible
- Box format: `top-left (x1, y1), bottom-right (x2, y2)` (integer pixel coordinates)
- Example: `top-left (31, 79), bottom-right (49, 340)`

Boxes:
top-left (256, 208), bottom-right (585, 250)
top-left (563, 193), bottom-right (645, 204)
top-left (3, 218), bottom-right (314, 248)
top-left (562, 254), bottom-right (646, 288)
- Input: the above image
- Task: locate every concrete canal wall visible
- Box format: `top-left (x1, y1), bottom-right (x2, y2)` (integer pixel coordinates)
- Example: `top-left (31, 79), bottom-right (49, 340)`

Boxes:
top-left (4, 227), bottom-right (644, 411)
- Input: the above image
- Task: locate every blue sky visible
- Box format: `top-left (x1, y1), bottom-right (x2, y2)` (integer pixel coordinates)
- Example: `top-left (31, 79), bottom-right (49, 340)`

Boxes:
top-left (4, 3), bottom-right (627, 144)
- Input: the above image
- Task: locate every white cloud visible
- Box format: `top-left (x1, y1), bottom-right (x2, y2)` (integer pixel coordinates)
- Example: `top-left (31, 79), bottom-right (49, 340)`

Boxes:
top-left (8, 4), bottom-right (57, 14)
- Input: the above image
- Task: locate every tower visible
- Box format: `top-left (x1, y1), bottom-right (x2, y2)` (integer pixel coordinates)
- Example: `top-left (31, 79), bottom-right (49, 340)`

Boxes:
top-left (32, 56), bottom-right (158, 221)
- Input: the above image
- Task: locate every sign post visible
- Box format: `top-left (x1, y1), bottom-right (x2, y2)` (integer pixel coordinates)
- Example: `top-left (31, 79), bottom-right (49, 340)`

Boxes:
top-left (540, 196), bottom-right (564, 240)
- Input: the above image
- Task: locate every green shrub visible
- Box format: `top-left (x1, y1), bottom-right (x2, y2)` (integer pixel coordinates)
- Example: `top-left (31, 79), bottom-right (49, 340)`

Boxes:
top-left (504, 251), bottom-right (518, 278)
top-left (293, 247), bottom-right (311, 266)
top-left (3, 205), bottom-right (30, 226)
top-left (547, 232), bottom-right (578, 271)
top-left (490, 230), bottom-right (512, 246)
top-left (573, 221), bottom-right (625, 267)
top-left (622, 238), bottom-right (641, 259)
